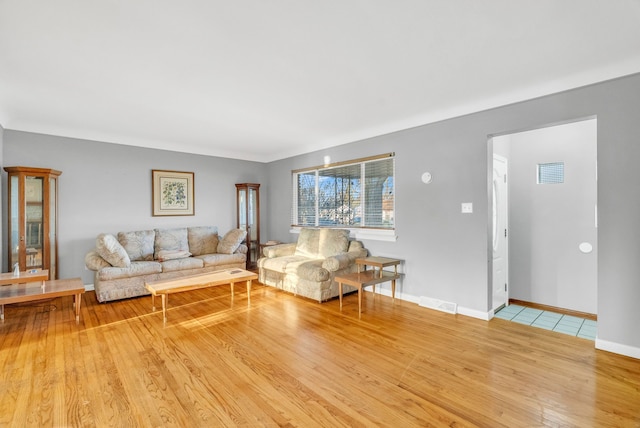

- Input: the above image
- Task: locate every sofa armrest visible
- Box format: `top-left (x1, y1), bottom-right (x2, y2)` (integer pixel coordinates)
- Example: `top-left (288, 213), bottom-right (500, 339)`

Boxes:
top-left (85, 249), bottom-right (112, 271)
top-left (263, 243), bottom-right (297, 258)
top-left (322, 251), bottom-right (361, 272)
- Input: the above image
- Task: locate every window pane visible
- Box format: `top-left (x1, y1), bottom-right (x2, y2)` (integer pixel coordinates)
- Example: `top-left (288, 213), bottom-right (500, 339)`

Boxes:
top-left (297, 172), bottom-right (316, 226)
top-left (318, 164), bottom-right (361, 226)
top-left (364, 159), bottom-right (394, 228)
top-left (538, 162), bottom-right (564, 184)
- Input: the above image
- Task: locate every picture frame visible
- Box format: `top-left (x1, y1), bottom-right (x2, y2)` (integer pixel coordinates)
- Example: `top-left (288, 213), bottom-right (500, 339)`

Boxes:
top-left (152, 170), bottom-right (195, 216)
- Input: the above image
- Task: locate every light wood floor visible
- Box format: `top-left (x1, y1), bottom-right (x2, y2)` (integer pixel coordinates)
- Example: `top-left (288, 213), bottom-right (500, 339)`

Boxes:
top-left (1, 283), bottom-right (638, 427)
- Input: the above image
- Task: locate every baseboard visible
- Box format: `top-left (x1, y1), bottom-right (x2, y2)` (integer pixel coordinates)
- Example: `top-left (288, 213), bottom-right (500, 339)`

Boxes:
top-left (596, 339), bottom-right (640, 360)
top-left (374, 289), bottom-right (492, 320)
top-left (85, 283), bottom-right (95, 292)
top-left (371, 288), bottom-right (420, 304)
top-left (457, 306), bottom-right (492, 320)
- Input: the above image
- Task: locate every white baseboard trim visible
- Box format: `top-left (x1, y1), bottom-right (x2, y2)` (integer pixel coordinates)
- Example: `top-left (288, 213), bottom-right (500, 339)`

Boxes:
top-left (595, 338), bottom-right (640, 360)
top-left (457, 306), bottom-right (492, 321)
top-left (379, 289), bottom-right (491, 320)
top-left (374, 288), bottom-right (420, 304)
top-left (85, 283), bottom-right (95, 292)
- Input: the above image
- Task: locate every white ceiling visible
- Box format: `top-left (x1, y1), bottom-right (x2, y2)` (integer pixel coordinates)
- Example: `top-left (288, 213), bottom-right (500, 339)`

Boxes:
top-left (1, 1), bottom-right (640, 162)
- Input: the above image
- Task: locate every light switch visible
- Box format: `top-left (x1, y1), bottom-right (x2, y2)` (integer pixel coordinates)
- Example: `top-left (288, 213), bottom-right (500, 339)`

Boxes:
top-left (461, 203), bottom-right (473, 213)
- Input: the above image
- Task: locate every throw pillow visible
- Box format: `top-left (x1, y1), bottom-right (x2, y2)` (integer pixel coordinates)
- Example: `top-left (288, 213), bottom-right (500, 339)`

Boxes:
top-left (294, 228), bottom-right (321, 258)
top-left (318, 228), bottom-right (350, 258)
top-left (187, 226), bottom-right (219, 256)
top-left (154, 228), bottom-right (189, 259)
top-left (217, 229), bottom-right (247, 254)
top-left (96, 233), bottom-right (131, 268)
top-left (118, 230), bottom-right (155, 261)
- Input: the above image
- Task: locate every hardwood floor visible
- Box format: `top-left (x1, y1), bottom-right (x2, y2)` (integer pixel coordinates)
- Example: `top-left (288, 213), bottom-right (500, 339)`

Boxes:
top-left (0, 283), bottom-right (638, 427)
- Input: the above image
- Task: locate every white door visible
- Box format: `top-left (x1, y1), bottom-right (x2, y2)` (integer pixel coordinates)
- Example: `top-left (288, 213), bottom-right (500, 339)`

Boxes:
top-left (492, 154), bottom-right (508, 311)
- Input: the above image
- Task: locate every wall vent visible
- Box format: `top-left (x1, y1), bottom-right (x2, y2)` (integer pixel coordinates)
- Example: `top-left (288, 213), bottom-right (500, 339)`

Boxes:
top-left (419, 296), bottom-right (457, 314)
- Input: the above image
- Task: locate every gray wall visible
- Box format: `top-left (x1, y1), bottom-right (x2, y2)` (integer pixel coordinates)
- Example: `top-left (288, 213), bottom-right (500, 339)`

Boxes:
top-left (2, 131), bottom-right (268, 285)
top-left (2, 73), bottom-right (640, 358)
top-left (267, 73), bottom-right (640, 356)
top-left (0, 123), bottom-right (3, 268)
top-left (497, 120), bottom-right (597, 314)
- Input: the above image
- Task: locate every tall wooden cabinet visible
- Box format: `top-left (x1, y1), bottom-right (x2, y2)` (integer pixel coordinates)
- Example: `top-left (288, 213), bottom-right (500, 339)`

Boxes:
top-left (5, 166), bottom-right (62, 279)
top-left (235, 183), bottom-right (260, 270)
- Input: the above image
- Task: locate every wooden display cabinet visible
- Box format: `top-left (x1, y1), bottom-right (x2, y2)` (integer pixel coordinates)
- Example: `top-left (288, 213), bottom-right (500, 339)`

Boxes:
top-left (235, 183), bottom-right (260, 270)
top-left (5, 166), bottom-right (62, 279)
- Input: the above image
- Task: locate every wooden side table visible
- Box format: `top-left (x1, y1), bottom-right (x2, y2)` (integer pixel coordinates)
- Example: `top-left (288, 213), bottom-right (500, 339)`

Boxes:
top-left (355, 257), bottom-right (401, 294)
top-left (336, 257), bottom-right (402, 316)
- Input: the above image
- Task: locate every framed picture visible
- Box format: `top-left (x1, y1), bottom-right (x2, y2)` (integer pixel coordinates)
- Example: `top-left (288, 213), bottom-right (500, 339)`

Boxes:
top-left (152, 170), bottom-right (195, 216)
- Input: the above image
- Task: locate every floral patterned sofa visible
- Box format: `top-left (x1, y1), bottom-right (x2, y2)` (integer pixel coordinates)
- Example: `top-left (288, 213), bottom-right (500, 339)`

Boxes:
top-left (257, 228), bottom-right (367, 302)
top-left (85, 226), bottom-right (247, 302)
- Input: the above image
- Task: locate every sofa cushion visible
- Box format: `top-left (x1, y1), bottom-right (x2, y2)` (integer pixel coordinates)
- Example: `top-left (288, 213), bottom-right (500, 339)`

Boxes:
top-left (97, 261), bottom-right (162, 281)
top-left (195, 252), bottom-right (246, 268)
top-left (161, 257), bottom-right (204, 273)
top-left (188, 226), bottom-right (219, 256)
top-left (262, 243), bottom-right (296, 258)
top-left (258, 255), bottom-right (309, 273)
top-left (294, 228), bottom-right (321, 259)
top-left (118, 230), bottom-right (155, 261)
top-left (217, 229), bottom-right (247, 254)
top-left (318, 229), bottom-right (350, 258)
top-left (156, 250), bottom-right (192, 261)
top-left (96, 233), bottom-right (131, 268)
top-left (154, 228), bottom-right (189, 259)
top-left (85, 249), bottom-right (112, 271)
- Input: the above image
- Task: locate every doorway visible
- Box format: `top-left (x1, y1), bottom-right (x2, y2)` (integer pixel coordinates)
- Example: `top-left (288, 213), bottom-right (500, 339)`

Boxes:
top-left (491, 118), bottom-right (598, 315)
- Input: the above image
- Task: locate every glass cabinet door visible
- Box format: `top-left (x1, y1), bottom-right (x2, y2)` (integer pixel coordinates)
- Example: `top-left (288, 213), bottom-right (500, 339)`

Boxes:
top-left (49, 175), bottom-right (58, 279)
top-left (9, 175), bottom-right (20, 269)
top-left (5, 166), bottom-right (61, 279)
top-left (25, 176), bottom-right (44, 269)
top-left (236, 183), bottom-right (260, 269)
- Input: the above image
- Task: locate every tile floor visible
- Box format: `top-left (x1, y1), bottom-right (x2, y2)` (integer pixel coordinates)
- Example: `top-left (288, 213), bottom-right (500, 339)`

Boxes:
top-left (494, 304), bottom-right (597, 340)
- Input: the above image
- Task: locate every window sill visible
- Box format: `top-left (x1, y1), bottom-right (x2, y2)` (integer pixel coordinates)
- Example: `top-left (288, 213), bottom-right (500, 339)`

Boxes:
top-left (289, 227), bottom-right (397, 242)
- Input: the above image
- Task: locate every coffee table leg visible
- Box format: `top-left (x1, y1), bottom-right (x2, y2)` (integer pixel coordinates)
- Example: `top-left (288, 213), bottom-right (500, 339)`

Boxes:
top-left (151, 293), bottom-right (156, 311)
top-left (230, 282), bottom-right (234, 301)
top-left (1, 304), bottom-right (4, 321)
top-left (339, 282), bottom-right (343, 310)
top-left (391, 279), bottom-right (396, 301)
top-left (358, 285), bottom-right (363, 316)
top-left (246, 280), bottom-right (251, 305)
top-left (75, 293), bottom-right (82, 323)
top-left (162, 294), bottom-right (167, 324)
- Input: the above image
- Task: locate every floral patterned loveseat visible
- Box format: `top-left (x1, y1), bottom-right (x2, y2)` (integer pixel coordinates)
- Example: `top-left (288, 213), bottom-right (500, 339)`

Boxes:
top-left (257, 228), bottom-right (367, 302)
top-left (85, 226), bottom-right (247, 302)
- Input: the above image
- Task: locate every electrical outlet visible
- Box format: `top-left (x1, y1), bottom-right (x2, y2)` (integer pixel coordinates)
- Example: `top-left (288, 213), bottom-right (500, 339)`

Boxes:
top-left (461, 202), bottom-right (473, 213)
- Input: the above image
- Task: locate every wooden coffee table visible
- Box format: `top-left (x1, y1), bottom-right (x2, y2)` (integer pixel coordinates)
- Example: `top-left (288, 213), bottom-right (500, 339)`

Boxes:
top-left (0, 275), bottom-right (85, 323)
top-left (145, 268), bottom-right (258, 323)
